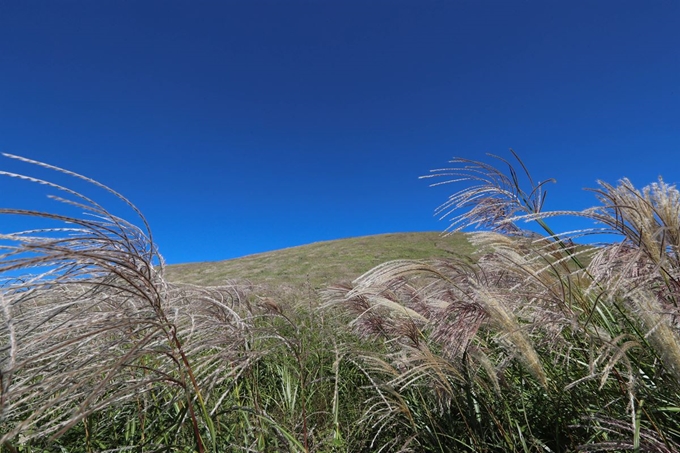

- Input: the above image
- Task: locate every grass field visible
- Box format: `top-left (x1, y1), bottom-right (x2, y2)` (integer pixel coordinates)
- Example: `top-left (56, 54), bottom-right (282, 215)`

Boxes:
top-left (2, 153), bottom-right (680, 452)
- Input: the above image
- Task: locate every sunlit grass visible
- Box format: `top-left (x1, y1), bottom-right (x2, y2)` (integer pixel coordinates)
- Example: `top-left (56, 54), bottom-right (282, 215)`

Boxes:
top-left (1, 151), bottom-right (679, 452)
top-left (328, 151), bottom-right (680, 452)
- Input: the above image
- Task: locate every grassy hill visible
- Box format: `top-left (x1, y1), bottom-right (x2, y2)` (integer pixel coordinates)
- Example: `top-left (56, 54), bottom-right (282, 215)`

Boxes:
top-left (164, 231), bottom-right (473, 289)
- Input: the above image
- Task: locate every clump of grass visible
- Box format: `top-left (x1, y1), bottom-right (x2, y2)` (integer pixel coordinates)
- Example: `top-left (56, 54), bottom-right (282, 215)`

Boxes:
top-left (0, 154), bottom-right (388, 452)
top-left (0, 154), bottom-right (225, 451)
top-left (328, 151), bottom-right (680, 452)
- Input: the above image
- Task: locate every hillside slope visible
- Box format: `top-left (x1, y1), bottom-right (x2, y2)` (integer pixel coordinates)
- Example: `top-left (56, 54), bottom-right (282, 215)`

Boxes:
top-left (165, 232), bottom-right (472, 289)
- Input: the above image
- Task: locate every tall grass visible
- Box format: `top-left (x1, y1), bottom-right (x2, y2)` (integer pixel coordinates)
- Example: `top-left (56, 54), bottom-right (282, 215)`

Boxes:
top-left (0, 154), bottom-right (227, 451)
top-left (328, 151), bottom-right (680, 452)
top-left (0, 154), bottom-right (383, 452)
top-left (2, 151), bottom-right (680, 452)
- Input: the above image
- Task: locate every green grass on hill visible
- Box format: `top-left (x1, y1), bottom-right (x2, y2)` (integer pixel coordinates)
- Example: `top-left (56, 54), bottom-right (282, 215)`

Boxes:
top-left (165, 232), bottom-right (473, 289)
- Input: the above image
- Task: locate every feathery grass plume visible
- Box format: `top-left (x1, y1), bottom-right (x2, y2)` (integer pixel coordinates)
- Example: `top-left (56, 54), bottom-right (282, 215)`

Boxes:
top-left (0, 154), bottom-right (211, 450)
top-left (624, 288), bottom-right (680, 382)
top-left (164, 283), bottom-right (255, 417)
top-left (586, 178), bottom-right (680, 268)
top-left (346, 353), bottom-right (420, 452)
top-left (582, 178), bottom-right (680, 377)
top-left (474, 287), bottom-right (548, 387)
top-left (421, 150), bottom-right (555, 235)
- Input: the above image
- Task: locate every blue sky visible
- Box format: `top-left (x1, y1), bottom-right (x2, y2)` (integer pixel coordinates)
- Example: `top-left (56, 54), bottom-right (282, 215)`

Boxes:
top-left (1, 1), bottom-right (678, 264)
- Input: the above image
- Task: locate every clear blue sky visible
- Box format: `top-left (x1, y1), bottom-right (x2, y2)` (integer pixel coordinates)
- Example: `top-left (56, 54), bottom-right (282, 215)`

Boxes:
top-left (1, 1), bottom-right (678, 264)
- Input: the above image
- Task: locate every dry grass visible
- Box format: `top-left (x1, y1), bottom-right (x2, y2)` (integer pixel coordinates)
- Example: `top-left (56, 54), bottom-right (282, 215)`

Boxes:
top-left (327, 151), bottom-right (680, 452)
top-left (0, 154), bottom-right (254, 451)
top-left (3, 150), bottom-right (680, 452)
top-left (0, 154), bottom-right (432, 452)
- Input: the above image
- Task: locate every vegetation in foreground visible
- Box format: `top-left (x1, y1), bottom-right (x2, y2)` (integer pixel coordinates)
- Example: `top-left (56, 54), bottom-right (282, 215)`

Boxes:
top-left (1, 151), bottom-right (679, 452)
